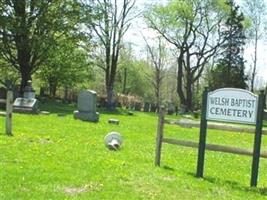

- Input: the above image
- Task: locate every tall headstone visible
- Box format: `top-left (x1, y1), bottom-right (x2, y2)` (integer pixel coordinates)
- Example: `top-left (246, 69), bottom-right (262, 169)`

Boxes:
top-left (143, 102), bottom-right (150, 112)
top-left (167, 102), bottom-right (175, 115)
top-left (150, 103), bottom-right (157, 113)
top-left (74, 90), bottom-right (99, 122)
top-left (0, 87), bottom-right (6, 109)
top-left (134, 102), bottom-right (142, 111)
top-left (13, 80), bottom-right (38, 113)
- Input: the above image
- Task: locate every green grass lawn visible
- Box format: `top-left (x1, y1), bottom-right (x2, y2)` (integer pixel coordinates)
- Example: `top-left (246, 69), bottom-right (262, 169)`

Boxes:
top-left (0, 101), bottom-right (266, 200)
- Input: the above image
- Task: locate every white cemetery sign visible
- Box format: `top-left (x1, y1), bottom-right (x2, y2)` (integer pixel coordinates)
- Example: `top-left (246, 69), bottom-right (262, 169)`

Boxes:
top-left (206, 88), bottom-right (258, 124)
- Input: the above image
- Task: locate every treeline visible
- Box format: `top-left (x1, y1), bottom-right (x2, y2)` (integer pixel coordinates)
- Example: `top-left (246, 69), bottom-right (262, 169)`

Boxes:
top-left (0, 0), bottom-right (266, 111)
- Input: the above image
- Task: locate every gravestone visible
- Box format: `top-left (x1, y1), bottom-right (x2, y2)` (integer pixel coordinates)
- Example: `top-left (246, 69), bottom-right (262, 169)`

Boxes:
top-left (134, 102), bottom-right (142, 111)
top-left (73, 90), bottom-right (99, 122)
top-left (0, 87), bottom-right (6, 109)
top-left (104, 132), bottom-right (123, 150)
top-left (108, 118), bottom-right (119, 124)
top-left (179, 104), bottom-right (187, 114)
top-left (150, 103), bottom-right (157, 112)
top-left (143, 102), bottom-right (150, 112)
top-left (167, 102), bottom-right (175, 115)
top-left (13, 80), bottom-right (38, 113)
top-left (264, 110), bottom-right (267, 120)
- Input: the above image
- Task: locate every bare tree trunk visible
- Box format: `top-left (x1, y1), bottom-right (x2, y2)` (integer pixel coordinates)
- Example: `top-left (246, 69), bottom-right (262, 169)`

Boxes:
top-left (49, 81), bottom-right (57, 98)
top-left (122, 67), bottom-right (127, 94)
top-left (177, 54), bottom-right (187, 109)
top-left (186, 73), bottom-right (193, 111)
top-left (20, 68), bottom-right (31, 96)
top-left (251, 30), bottom-right (258, 92)
top-left (106, 85), bottom-right (114, 110)
top-left (64, 86), bottom-right (68, 102)
top-left (14, 0), bottom-right (32, 96)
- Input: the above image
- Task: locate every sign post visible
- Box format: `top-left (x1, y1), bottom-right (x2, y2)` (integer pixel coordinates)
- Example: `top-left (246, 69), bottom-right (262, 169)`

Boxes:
top-left (197, 88), bottom-right (265, 187)
top-left (251, 90), bottom-right (265, 187)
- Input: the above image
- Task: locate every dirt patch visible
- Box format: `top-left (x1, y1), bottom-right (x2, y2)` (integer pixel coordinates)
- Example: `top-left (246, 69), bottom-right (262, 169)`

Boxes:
top-left (39, 138), bottom-right (52, 144)
top-left (63, 182), bottom-right (103, 196)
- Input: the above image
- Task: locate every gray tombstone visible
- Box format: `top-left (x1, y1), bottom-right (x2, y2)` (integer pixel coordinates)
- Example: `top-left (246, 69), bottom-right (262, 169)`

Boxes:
top-left (73, 90), bottom-right (99, 122)
top-left (0, 87), bottom-right (6, 109)
top-left (13, 80), bottom-right (38, 113)
top-left (143, 102), bottom-right (150, 112)
top-left (167, 102), bottom-right (175, 115)
top-left (264, 110), bottom-right (267, 120)
top-left (150, 103), bottom-right (157, 112)
top-left (134, 102), bottom-right (142, 111)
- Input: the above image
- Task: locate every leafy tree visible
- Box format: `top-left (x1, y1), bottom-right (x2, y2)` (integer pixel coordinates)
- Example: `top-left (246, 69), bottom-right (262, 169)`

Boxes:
top-left (145, 0), bottom-right (226, 111)
top-left (36, 37), bottom-right (92, 97)
top-left (0, 0), bottom-right (84, 94)
top-left (209, 0), bottom-right (247, 90)
top-left (0, 58), bottom-right (20, 87)
top-left (116, 48), bottom-right (153, 99)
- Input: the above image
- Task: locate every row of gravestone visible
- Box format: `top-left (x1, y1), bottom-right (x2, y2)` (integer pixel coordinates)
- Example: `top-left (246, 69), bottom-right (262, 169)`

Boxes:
top-left (99, 101), bottom-right (176, 114)
top-left (1, 83), bottom-right (267, 122)
top-left (0, 82), bottom-right (177, 117)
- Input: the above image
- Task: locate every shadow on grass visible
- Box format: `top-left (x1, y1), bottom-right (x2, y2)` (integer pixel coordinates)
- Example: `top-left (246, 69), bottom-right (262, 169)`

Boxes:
top-left (0, 131), bottom-right (14, 136)
top-left (39, 99), bottom-right (75, 115)
top-left (186, 172), bottom-right (267, 196)
top-left (162, 165), bottom-right (175, 171)
top-left (39, 99), bottom-right (138, 116)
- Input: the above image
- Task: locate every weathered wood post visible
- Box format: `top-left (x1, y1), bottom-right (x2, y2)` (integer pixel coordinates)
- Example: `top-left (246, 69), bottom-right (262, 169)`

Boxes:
top-left (250, 90), bottom-right (265, 187)
top-left (6, 89), bottom-right (13, 136)
top-left (196, 87), bottom-right (208, 177)
top-left (155, 106), bottom-right (165, 166)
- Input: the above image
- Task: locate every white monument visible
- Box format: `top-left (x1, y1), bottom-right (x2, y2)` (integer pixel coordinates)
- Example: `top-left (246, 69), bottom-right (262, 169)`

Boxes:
top-left (104, 132), bottom-right (123, 150)
top-left (13, 80), bottom-right (38, 113)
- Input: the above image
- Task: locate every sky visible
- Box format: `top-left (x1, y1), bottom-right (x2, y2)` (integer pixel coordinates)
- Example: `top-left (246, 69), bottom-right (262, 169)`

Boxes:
top-left (124, 0), bottom-right (267, 88)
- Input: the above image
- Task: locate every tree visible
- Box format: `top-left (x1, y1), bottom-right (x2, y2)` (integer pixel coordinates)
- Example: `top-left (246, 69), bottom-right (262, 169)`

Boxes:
top-left (145, 0), bottom-right (226, 111)
top-left (117, 59), bottom-right (153, 99)
top-left (242, 0), bottom-right (267, 92)
top-left (89, 0), bottom-right (136, 110)
top-left (0, 58), bottom-right (20, 88)
top-left (209, 0), bottom-right (247, 90)
top-left (36, 37), bottom-right (92, 97)
top-left (143, 36), bottom-right (166, 108)
top-left (0, 0), bottom-right (84, 94)
top-left (116, 43), bottom-right (134, 95)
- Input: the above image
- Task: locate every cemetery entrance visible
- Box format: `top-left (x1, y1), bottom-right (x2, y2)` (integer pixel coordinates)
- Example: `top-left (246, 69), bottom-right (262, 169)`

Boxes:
top-left (155, 88), bottom-right (266, 187)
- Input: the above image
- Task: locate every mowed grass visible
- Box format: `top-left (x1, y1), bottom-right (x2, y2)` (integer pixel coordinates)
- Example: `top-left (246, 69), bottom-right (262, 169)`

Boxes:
top-left (0, 101), bottom-right (266, 200)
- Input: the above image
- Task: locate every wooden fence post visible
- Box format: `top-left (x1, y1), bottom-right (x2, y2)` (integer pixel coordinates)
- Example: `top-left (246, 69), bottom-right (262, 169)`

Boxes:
top-left (155, 106), bottom-right (165, 166)
top-left (6, 90), bottom-right (13, 136)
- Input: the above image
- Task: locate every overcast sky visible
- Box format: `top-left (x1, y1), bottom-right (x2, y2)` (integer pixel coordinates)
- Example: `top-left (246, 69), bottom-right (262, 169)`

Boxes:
top-left (124, 0), bottom-right (267, 88)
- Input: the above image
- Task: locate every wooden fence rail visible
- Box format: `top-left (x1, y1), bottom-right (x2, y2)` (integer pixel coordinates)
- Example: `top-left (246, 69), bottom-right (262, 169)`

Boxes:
top-left (164, 119), bottom-right (267, 135)
top-left (162, 138), bottom-right (267, 158)
top-left (155, 107), bottom-right (267, 168)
